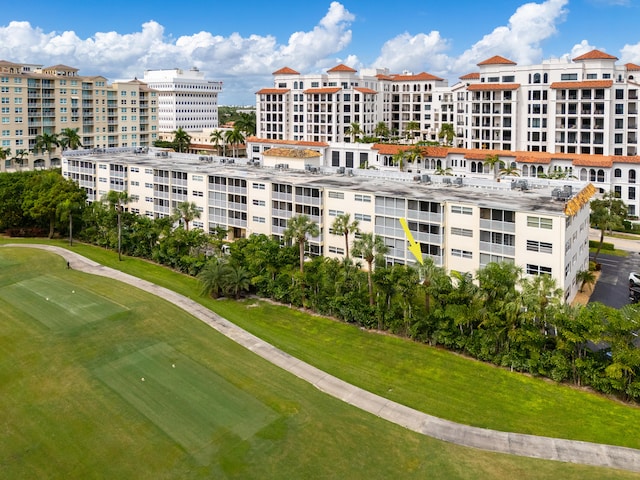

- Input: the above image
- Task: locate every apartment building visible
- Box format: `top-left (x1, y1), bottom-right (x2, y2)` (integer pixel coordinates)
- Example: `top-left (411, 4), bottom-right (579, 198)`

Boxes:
top-left (0, 60), bottom-right (158, 171)
top-left (256, 50), bottom-right (640, 156)
top-left (143, 68), bottom-right (223, 132)
top-left (62, 148), bottom-right (593, 302)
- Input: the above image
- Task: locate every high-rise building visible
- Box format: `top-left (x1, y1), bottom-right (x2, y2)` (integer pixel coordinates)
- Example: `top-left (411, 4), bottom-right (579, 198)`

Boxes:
top-left (256, 50), bottom-right (640, 156)
top-left (0, 60), bottom-right (158, 171)
top-left (143, 68), bottom-right (223, 132)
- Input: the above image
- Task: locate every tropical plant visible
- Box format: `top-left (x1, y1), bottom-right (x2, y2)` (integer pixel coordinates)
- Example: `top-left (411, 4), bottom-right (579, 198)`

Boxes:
top-left (0, 147), bottom-right (11, 162)
top-left (374, 122), bottom-right (390, 140)
top-left (103, 190), bottom-right (131, 261)
top-left (234, 112), bottom-right (256, 136)
top-left (438, 123), bottom-right (455, 145)
top-left (34, 132), bottom-right (60, 161)
top-left (434, 166), bottom-right (453, 175)
top-left (499, 165), bottom-right (521, 178)
top-left (590, 192), bottom-right (627, 263)
top-left (173, 201), bottom-right (201, 232)
top-left (57, 194), bottom-right (86, 246)
top-left (198, 257), bottom-right (231, 298)
top-left (352, 233), bottom-right (390, 305)
top-left (405, 121), bottom-right (420, 141)
top-left (283, 215), bottom-right (320, 273)
top-left (13, 149), bottom-right (28, 169)
top-left (576, 269), bottom-right (597, 293)
top-left (172, 127), bottom-right (191, 153)
top-left (224, 127), bottom-right (245, 158)
top-left (209, 130), bottom-right (226, 156)
top-left (344, 122), bottom-right (363, 143)
top-left (224, 264), bottom-right (251, 299)
top-left (59, 128), bottom-right (83, 150)
top-left (331, 213), bottom-right (359, 259)
top-left (484, 154), bottom-right (504, 180)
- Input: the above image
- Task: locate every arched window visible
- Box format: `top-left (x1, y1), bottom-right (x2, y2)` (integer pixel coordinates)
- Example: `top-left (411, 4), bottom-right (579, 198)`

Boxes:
top-left (614, 168), bottom-right (622, 178)
top-left (580, 168), bottom-right (587, 181)
top-left (436, 159), bottom-right (442, 168)
top-left (533, 73), bottom-right (541, 84)
top-left (34, 159), bottom-right (45, 169)
top-left (589, 169), bottom-right (596, 181)
top-left (537, 165), bottom-right (544, 176)
top-left (522, 165), bottom-right (529, 176)
top-left (543, 73), bottom-right (548, 83)
top-left (471, 161), bottom-right (477, 173)
top-left (294, 81), bottom-right (298, 89)
top-left (299, 81), bottom-right (303, 89)
top-left (629, 169), bottom-right (636, 183)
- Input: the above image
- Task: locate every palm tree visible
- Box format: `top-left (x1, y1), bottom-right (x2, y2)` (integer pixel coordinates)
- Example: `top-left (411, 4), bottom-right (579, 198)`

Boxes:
top-left (331, 213), bottom-right (359, 260)
top-left (499, 165), bottom-right (521, 178)
top-left (224, 127), bottom-right (245, 158)
top-left (283, 214), bottom-right (320, 273)
top-left (0, 147), bottom-right (11, 163)
top-left (576, 269), bottom-right (597, 293)
top-left (405, 121), bottom-right (420, 142)
top-left (59, 128), bottom-right (83, 150)
top-left (57, 196), bottom-right (84, 246)
top-left (172, 127), bottom-right (191, 153)
top-left (104, 190), bottom-right (130, 261)
top-left (591, 193), bottom-right (627, 263)
top-left (224, 264), bottom-right (251, 299)
top-left (374, 121), bottom-right (390, 140)
top-left (198, 258), bottom-right (231, 298)
top-left (34, 132), bottom-right (60, 162)
top-left (352, 232), bottom-right (390, 305)
top-left (392, 149), bottom-right (406, 171)
top-left (234, 112), bottom-right (256, 136)
top-left (484, 154), bottom-right (504, 179)
top-left (13, 149), bottom-right (28, 169)
top-left (438, 123), bottom-right (455, 145)
top-left (344, 122), bottom-right (363, 143)
top-left (434, 166), bottom-right (453, 175)
top-left (209, 129), bottom-right (225, 156)
top-left (173, 201), bottom-right (201, 232)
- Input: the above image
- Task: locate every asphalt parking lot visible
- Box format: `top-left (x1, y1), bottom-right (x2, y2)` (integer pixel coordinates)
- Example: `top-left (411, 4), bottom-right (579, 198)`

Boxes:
top-left (589, 251), bottom-right (640, 308)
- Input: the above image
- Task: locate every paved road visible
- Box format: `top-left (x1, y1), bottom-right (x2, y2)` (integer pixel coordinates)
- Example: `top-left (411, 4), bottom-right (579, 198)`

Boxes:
top-left (4, 243), bottom-right (640, 474)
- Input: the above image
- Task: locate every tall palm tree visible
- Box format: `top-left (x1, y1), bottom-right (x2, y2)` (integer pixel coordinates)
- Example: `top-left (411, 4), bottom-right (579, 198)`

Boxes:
top-left (234, 112), bottom-right (256, 136)
top-left (438, 123), bottom-right (455, 145)
top-left (405, 121), bottom-right (420, 142)
top-left (104, 190), bottom-right (130, 261)
top-left (172, 127), bottom-right (191, 153)
top-left (34, 132), bottom-right (60, 162)
top-left (484, 154), bottom-right (504, 180)
top-left (209, 129), bottom-right (225, 156)
top-left (591, 193), bottom-right (627, 263)
top-left (374, 121), bottom-right (390, 140)
top-left (352, 232), bottom-right (390, 305)
top-left (283, 214), bottom-right (319, 273)
top-left (59, 128), bottom-right (83, 150)
top-left (56, 196), bottom-right (85, 246)
top-left (344, 122), bottom-right (363, 143)
top-left (173, 201), bottom-right (201, 232)
top-left (331, 213), bottom-right (359, 260)
top-left (224, 127), bottom-right (245, 158)
top-left (13, 149), bottom-right (28, 169)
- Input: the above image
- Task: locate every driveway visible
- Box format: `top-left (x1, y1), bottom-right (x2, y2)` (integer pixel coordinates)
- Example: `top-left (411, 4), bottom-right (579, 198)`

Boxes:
top-left (589, 252), bottom-right (640, 308)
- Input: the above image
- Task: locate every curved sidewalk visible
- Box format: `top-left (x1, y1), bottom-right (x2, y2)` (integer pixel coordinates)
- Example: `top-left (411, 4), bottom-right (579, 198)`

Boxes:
top-left (5, 244), bottom-right (640, 473)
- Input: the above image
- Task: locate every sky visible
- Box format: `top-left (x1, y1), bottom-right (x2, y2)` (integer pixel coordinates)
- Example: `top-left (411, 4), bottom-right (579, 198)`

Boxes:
top-left (1, 0), bottom-right (639, 105)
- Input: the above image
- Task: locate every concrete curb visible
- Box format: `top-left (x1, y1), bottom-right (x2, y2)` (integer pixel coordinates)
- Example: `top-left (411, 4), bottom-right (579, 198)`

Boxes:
top-left (5, 244), bottom-right (640, 473)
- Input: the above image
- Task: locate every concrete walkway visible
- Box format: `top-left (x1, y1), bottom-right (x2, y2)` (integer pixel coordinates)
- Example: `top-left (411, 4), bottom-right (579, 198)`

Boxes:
top-left (589, 228), bottom-right (640, 253)
top-left (5, 243), bottom-right (640, 473)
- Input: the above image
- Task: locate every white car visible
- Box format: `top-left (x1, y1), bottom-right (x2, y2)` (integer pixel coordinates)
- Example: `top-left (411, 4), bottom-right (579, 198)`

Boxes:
top-left (630, 272), bottom-right (640, 287)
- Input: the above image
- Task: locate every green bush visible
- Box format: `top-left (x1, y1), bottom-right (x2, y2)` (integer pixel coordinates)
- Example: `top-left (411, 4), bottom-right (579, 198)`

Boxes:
top-left (589, 240), bottom-right (614, 250)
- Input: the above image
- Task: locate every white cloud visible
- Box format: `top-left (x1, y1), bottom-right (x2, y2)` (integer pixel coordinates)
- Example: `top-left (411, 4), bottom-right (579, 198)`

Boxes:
top-left (373, 31), bottom-right (450, 74)
top-left (0, 3), bottom-right (356, 104)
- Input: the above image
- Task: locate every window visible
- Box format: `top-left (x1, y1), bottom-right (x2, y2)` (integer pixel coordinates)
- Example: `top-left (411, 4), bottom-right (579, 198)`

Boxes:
top-left (328, 191), bottom-right (344, 199)
top-left (526, 240), bottom-right (553, 253)
top-left (252, 199), bottom-right (266, 206)
top-left (560, 73), bottom-right (578, 81)
top-left (329, 246), bottom-right (345, 255)
top-left (451, 227), bottom-right (473, 237)
top-left (354, 194), bottom-right (371, 202)
top-left (527, 216), bottom-right (553, 229)
top-left (252, 216), bottom-right (266, 223)
top-left (451, 205), bottom-right (472, 215)
top-left (252, 182), bottom-right (265, 190)
top-left (354, 213), bottom-right (371, 222)
top-left (629, 187), bottom-right (636, 200)
top-left (614, 168), bottom-right (622, 178)
top-left (452, 249), bottom-right (472, 259)
top-left (527, 264), bottom-right (552, 275)
top-left (328, 209), bottom-right (344, 216)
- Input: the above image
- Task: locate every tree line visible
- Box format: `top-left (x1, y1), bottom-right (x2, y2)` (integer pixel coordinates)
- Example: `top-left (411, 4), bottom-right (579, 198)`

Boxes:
top-left (1, 170), bottom-right (639, 403)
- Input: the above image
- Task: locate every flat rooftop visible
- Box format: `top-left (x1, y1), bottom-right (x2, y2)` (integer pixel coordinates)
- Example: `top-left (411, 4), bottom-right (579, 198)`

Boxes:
top-left (63, 148), bottom-right (592, 214)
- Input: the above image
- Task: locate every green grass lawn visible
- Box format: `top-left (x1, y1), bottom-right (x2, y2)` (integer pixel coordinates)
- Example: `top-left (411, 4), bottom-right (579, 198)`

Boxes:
top-left (1, 241), bottom-right (640, 479)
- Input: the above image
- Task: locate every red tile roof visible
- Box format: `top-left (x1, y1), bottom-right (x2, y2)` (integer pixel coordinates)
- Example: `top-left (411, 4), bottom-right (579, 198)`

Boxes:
top-left (303, 87), bottom-right (342, 94)
top-left (460, 72), bottom-right (480, 80)
top-left (255, 88), bottom-right (290, 95)
top-left (626, 63), bottom-right (640, 72)
top-left (376, 73), bottom-right (394, 81)
top-left (572, 50), bottom-right (618, 61)
top-left (327, 64), bottom-right (357, 73)
top-left (550, 80), bottom-right (613, 89)
top-left (272, 67), bottom-right (300, 75)
top-left (478, 55), bottom-right (516, 66)
top-left (354, 87), bottom-right (378, 94)
top-left (391, 72), bottom-right (444, 82)
top-left (467, 83), bottom-right (520, 91)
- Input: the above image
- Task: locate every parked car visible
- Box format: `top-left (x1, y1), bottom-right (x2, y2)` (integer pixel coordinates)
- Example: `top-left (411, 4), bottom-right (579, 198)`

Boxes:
top-left (629, 272), bottom-right (640, 287)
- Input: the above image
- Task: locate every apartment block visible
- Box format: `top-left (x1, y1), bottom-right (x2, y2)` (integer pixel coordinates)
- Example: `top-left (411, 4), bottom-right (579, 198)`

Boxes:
top-left (62, 148), bottom-right (593, 302)
top-left (256, 50), bottom-right (640, 156)
top-left (0, 60), bottom-right (158, 171)
top-left (143, 68), bottom-right (223, 132)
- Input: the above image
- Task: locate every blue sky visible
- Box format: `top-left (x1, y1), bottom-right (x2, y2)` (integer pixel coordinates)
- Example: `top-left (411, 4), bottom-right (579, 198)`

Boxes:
top-left (1, 0), bottom-right (639, 105)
